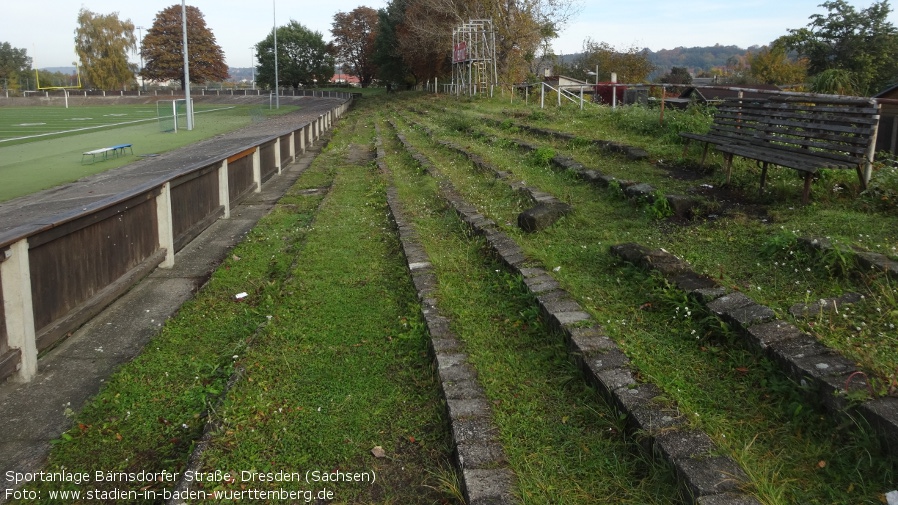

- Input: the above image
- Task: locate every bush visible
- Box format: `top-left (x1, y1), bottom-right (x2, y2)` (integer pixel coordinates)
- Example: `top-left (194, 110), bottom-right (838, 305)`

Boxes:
top-left (859, 158), bottom-right (898, 212)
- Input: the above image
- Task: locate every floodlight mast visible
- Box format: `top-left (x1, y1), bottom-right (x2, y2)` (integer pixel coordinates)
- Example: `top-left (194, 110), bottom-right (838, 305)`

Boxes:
top-left (273, 0), bottom-right (279, 109)
top-left (182, 0), bottom-right (193, 130)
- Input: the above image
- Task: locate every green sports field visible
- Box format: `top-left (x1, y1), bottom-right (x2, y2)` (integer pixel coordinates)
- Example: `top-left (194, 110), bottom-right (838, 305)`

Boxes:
top-left (0, 102), bottom-right (297, 203)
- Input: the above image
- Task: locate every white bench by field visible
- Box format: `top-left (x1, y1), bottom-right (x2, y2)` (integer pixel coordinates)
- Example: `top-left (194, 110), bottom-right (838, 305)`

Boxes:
top-left (81, 144), bottom-right (133, 164)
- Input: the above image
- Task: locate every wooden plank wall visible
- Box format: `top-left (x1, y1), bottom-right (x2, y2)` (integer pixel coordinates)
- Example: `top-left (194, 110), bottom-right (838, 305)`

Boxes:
top-left (260, 140), bottom-right (277, 182)
top-left (28, 194), bottom-right (159, 343)
top-left (280, 133), bottom-right (292, 166)
top-left (171, 165), bottom-right (222, 251)
top-left (228, 152), bottom-right (255, 204)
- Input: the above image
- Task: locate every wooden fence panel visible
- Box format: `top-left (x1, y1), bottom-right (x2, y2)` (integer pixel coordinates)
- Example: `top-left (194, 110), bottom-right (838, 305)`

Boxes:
top-left (260, 140), bottom-right (277, 182)
top-left (29, 194), bottom-right (159, 348)
top-left (171, 165), bottom-right (222, 252)
top-left (228, 151), bottom-right (255, 204)
top-left (280, 133), bottom-right (292, 166)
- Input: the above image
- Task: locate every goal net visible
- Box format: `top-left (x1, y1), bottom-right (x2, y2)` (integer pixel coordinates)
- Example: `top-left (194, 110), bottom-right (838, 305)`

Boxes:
top-left (157, 99), bottom-right (193, 132)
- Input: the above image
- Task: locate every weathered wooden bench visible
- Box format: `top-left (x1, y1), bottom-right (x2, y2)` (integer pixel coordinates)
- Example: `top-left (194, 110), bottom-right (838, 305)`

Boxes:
top-left (682, 96), bottom-right (880, 204)
top-left (679, 98), bottom-right (769, 167)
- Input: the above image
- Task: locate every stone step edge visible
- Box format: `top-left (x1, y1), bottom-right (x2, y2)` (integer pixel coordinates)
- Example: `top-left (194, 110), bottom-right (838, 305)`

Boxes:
top-left (375, 127), bottom-right (518, 505)
top-left (609, 242), bottom-right (898, 457)
top-left (395, 118), bottom-right (571, 233)
top-left (386, 121), bottom-right (760, 505)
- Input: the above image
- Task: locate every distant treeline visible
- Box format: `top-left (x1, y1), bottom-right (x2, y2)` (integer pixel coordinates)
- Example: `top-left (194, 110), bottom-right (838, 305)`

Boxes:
top-left (559, 44), bottom-right (759, 79)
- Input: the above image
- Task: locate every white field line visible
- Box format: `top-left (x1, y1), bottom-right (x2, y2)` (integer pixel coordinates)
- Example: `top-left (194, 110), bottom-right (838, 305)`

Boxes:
top-left (0, 106), bottom-right (237, 144)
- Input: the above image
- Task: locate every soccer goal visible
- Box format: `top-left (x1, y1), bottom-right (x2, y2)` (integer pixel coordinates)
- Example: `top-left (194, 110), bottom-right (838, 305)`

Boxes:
top-left (156, 98), bottom-right (194, 132)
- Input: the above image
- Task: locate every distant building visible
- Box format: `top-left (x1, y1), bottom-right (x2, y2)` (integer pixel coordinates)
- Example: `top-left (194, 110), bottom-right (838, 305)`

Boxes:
top-left (874, 84), bottom-right (898, 157)
top-left (330, 73), bottom-right (360, 86)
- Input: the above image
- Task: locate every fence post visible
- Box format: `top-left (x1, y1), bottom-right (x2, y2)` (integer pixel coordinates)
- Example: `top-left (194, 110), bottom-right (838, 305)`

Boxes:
top-left (274, 138), bottom-right (282, 174)
top-left (299, 124), bottom-right (306, 153)
top-left (289, 131), bottom-right (296, 162)
top-left (2, 239), bottom-right (37, 382)
top-left (541, 82), bottom-right (545, 109)
top-left (218, 160), bottom-right (231, 219)
top-left (156, 182), bottom-right (175, 268)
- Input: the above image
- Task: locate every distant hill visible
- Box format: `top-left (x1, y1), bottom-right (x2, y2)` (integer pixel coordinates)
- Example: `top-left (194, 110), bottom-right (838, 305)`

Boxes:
top-left (557, 44), bottom-right (761, 79)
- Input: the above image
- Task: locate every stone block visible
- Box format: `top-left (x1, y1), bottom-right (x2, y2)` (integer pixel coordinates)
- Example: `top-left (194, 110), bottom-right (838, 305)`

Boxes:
top-left (767, 335), bottom-right (830, 382)
top-left (462, 468), bottom-right (517, 505)
top-left (624, 182), bottom-right (656, 200)
top-left (431, 338), bottom-right (461, 354)
top-left (452, 416), bottom-right (499, 446)
top-left (789, 292), bottom-right (863, 319)
top-left (442, 378), bottom-right (487, 400)
top-left (517, 201), bottom-right (573, 233)
top-left (706, 292), bottom-right (755, 318)
top-left (653, 429), bottom-right (716, 460)
top-left (745, 321), bottom-right (804, 352)
top-left (672, 272), bottom-right (718, 292)
top-left (447, 397), bottom-right (492, 421)
top-left (568, 326), bottom-right (617, 356)
top-left (690, 287), bottom-right (729, 304)
top-left (456, 441), bottom-right (508, 469)
top-left (594, 367), bottom-right (637, 393)
top-left (858, 396), bottom-right (898, 453)
top-left (539, 296), bottom-right (584, 317)
top-left (645, 249), bottom-right (691, 276)
top-left (673, 455), bottom-right (748, 499)
top-left (726, 302), bottom-right (776, 329)
top-left (551, 311), bottom-right (592, 330)
top-left (609, 243), bottom-right (651, 264)
top-left (438, 359), bottom-right (478, 383)
top-left (425, 313), bottom-right (453, 340)
top-left (667, 194), bottom-right (703, 220)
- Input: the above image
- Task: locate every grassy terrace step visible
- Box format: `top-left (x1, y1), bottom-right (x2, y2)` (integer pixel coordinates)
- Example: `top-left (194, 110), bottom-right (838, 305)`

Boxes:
top-left (385, 93), bottom-right (898, 503)
top-left (380, 116), bottom-right (681, 504)
top-left (10, 92), bottom-right (897, 505)
top-left (387, 119), bottom-right (758, 504)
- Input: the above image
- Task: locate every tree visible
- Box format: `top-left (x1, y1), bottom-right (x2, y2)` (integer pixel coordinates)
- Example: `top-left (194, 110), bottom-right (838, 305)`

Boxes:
top-left (0, 42), bottom-right (31, 91)
top-left (256, 20), bottom-right (335, 90)
top-left (659, 66), bottom-right (692, 85)
top-left (564, 39), bottom-right (654, 84)
top-left (332, 7), bottom-right (379, 87)
top-left (74, 9), bottom-right (136, 90)
top-left (378, 0), bottom-right (579, 85)
top-left (746, 43), bottom-right (807, 85)
top-left (781, 0), bottom-right (898, 95)
top-left (372, 2), bottom-right (411, 88)
top-left (140, 5), bottom-right (228, 89)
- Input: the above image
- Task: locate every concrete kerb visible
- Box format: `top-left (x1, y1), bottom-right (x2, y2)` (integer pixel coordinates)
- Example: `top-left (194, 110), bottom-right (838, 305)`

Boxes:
top-left (609, 243), bottom-right (898, 455)
top-left (389, 122), bottom-right (759, 505)
top-left (377, 130), bottom-right (518, 505)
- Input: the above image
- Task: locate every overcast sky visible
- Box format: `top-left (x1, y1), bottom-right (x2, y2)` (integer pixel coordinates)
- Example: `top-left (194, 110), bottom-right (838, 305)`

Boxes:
top-left (2, 1), bottom-right (897, 69)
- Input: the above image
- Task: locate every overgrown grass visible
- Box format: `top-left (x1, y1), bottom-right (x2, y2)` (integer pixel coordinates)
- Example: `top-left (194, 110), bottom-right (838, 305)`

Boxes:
top-left (14, 101), bottom-right (457, 504)
top-left (12, 91), bottom-right (898, 505)
top-left (383, 119), bottom-right (680, 504)
top-left (392, 92), bottom-right (898, 503)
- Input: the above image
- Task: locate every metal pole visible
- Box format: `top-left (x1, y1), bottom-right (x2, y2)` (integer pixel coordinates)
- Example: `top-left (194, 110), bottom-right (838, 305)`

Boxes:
top-left (182, 0), bottom-right (193, 130)
top-left (273, 0), bottom-right (279, 109)
top-left (137, 26), bottom-right (145, 91)
top-left (250, 47), bottom-right (255, 90)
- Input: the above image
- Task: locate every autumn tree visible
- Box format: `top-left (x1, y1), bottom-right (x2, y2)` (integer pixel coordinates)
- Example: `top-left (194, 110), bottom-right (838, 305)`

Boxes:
top-left (780, 0), bottom-right (898, 94)
top-left (256, 20), bottom-right (334, 89)
top-left (746, 43), bottom-right (807, 85)
top-left (331, 7), bottom-right (379, 87)
top-left (140, 5), bottom-right (228, 89)
top-left (0, 42), bottom-right (31, 91)
top-left (375, 0), bottom-right (578, 85)
top-left (74, 9), bottom-right (136, 90)
top-left (565, 39), bottom-right (654, 84)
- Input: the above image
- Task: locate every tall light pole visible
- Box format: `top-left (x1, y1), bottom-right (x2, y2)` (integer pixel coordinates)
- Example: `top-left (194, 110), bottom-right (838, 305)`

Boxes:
top-left (250, 47), bottom-right (255, 90)
top-left (273, 0), bottom-right (279, 109)
top-left (182, 0), bottom-right (193, 130)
